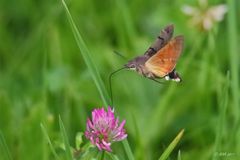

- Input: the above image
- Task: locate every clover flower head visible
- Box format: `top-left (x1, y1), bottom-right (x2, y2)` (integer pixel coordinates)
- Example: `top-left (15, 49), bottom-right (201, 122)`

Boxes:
top-left (85, 107), bottom-right (127, 152)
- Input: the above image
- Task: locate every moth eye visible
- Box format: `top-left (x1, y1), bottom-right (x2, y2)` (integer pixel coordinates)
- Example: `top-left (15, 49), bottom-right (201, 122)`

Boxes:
top-left (130, 64), bottom-right (135, 68)
top-left (129, 64), bottom-right (136, 70)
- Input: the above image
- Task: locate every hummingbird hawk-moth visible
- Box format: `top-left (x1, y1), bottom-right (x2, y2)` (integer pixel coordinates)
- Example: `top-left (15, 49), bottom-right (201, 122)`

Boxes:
top-left (109, 24), bottom-right (184, 105)
top-left (125, 24), bottom-right (184, 82)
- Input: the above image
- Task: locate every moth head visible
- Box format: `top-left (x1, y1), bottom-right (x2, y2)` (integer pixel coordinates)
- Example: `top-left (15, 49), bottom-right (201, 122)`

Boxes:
top-left (124, 56), bottom-right (148, 70)
top-left (124, 60), bottom-right (137, 70)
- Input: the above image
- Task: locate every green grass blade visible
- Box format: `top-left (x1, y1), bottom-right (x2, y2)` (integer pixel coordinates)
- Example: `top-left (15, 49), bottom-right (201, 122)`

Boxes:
top-left (158, 129), bottom-right (184, 160)
top-left (227, 0), bottom-right (239, 126)
top-left (59, 116), bottom-right (74, 160)
top-left (60, 1), bottom-right (135, 159)
top-left (61, 0), bottom-right (110, 106)
top-left (40, 124), bottom-right (60, 160)
top-left (212, 71), bottom-right (229, 159)
top-left (0, 131), bottom-right (13, 160)
top-left (122, 140), bottom-right (135, 160)
top-left (177, 150), bottom-right (182, 160)
top-left (227, 0), bottom-right (240, 151)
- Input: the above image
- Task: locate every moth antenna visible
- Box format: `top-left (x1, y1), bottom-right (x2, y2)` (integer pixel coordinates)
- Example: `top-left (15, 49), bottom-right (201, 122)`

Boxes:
top-left (113, 51), bottom-right (128, 60)
top-left (108, 67), bottom-right (126, 106)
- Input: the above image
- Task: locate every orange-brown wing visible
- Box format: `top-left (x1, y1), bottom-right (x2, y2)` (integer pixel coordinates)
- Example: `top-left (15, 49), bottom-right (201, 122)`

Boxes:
top-left (145, 36), bottom-right (184, 77)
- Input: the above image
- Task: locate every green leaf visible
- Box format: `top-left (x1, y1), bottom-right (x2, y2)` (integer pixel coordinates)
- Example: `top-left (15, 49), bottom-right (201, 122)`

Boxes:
top-left (75, 132), bottom-right (84, 150)
top-left (158, 129), bottom-right (184, 160)
top-left (59, 116), bottom-right (74, 160)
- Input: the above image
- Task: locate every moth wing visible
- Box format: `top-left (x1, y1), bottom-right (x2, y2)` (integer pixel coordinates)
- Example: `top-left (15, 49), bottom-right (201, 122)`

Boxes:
top-left (145, 36), bottom-right (184, 77)
top-left (144, 24), bottom-right (174, 57)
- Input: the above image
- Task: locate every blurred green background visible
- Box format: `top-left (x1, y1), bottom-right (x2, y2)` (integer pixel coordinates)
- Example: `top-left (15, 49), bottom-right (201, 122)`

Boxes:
top-left (0, 0), bottom-right (239, 159)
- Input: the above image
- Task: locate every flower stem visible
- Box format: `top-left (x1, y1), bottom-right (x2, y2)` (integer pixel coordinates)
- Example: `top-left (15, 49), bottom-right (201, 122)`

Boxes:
top-left (100, 151), bottom-right (105, 160)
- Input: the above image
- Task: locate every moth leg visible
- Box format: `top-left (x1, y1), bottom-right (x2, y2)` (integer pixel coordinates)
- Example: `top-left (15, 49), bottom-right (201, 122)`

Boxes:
top-left (150, 78), bottom-right (165, 84)
top-left (146, 72), bottom-right (156, 79)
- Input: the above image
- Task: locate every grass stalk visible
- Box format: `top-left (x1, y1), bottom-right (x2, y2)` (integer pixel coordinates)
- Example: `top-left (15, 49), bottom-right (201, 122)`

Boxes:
top-left (60, 1), bottom-right (135, 159)
top-left (40, 124), bottom-right (60, 160)
top-left (212, 72), bottom-right (229, 159)
top-left (158, 129), bottom-right (184, 160)
top-left (59, 116), bottom-right (74, 160)
top-left (227, 0), bottom-right (239, 129)
top-left (178, 150), bottom-right (182, 160)
top-left (61, 0), bottom-right (110, 106)
top-left (122, 140), bottom-right (135, 160)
